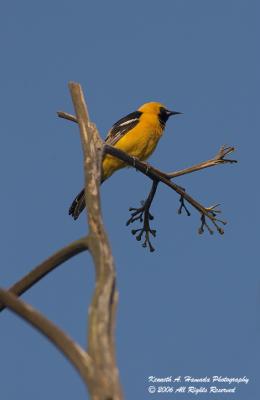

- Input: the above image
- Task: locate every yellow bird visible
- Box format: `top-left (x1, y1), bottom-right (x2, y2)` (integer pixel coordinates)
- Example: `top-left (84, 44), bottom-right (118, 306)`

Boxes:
top-left (69, 102), bottom-right (181, 219)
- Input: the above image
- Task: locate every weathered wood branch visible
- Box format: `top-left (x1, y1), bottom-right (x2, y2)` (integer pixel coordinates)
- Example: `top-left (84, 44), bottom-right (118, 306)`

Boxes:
top-left (69, 82), bottom-right (122, 399)
top-left (2, 84), bottom-right (122, 399)
top-left (0, 237), bottom-right (88, 313)
top-left (0, 288), bottom-right (93, 386)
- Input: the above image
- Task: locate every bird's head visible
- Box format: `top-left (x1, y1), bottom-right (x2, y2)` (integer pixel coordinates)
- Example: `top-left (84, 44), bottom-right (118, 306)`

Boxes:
top-left (138, 102), bottom-right (182, 126)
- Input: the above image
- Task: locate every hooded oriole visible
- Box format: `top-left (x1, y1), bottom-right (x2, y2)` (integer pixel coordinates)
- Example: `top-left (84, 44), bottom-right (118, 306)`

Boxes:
top-left (69, 101), bottom-right (181, 219)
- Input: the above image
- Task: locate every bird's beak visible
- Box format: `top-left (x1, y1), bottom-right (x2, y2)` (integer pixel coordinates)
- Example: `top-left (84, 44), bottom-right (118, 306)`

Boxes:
top-left (167, 110), bottom-right (182, 117)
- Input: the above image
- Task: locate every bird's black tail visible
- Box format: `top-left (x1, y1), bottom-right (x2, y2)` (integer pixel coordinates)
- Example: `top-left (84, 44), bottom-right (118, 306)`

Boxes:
top-left (69, 177), bottom-right (106, 220)
top-left (69, 189), bottom-right (85, 220)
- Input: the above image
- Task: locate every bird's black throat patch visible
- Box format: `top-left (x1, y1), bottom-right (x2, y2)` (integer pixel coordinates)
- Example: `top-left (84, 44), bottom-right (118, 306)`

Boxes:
top-left (159, 107), bottom-right (170, 128)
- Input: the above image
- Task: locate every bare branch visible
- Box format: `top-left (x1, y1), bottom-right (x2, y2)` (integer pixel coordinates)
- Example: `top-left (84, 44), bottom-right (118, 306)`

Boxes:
top-left (57, 111), bottom-right (78, 123)
top-left (69, 82), bottom-right (123, 399)
top-left (0, 237), bottom-right (89, 313)
top-left (127, 180), bottom-right (158, 251)
top-left (166, 145), bottom-right (237, 178)
top-left (0, 288), bottom-right (93, 386)
top-left (104, 144), bottom-right (230, 233)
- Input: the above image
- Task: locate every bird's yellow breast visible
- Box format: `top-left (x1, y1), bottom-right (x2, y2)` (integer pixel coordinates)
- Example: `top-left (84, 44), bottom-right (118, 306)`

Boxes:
top-left (102, 113), bottom-right (163, 180)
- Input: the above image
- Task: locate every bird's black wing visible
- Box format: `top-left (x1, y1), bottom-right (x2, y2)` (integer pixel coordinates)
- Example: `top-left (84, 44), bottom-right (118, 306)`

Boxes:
top-left (105, 111), bottom-right (142, 146)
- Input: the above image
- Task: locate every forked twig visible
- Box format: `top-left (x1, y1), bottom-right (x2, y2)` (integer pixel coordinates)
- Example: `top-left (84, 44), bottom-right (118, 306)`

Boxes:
top-left (127, 180), bottom-right (158, 252)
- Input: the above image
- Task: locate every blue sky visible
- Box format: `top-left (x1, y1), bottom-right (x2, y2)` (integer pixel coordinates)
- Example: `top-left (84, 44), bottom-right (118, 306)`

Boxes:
top-left (0, 1), bottom-right (259, 399)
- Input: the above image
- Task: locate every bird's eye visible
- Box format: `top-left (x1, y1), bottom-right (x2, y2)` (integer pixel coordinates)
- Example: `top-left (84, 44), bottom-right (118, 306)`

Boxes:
top-left (164, 109), bottom-right (172, 116)
top-left (159, 107), bottom-right (167, 115)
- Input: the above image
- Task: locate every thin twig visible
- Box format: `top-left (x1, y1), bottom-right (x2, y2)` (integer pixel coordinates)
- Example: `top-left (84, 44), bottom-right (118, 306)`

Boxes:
top-left (127, 180), bottom-right (158, 252)
top-left (0, 237), bottom-right (89, 313)
top-left (0, 288), bottom-right (93, 386)
top-left (166, 145), bottom-right (237, 178)
top-left (57, 111), bottom-right (78, 123)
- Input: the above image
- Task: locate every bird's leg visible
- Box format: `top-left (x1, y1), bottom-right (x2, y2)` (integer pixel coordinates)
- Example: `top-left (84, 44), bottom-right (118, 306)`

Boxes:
top-left (132, 156), bottom-right (137, 169)
top-left (142, 161), bottom-right (151, 174)
top-left (126, 180), bottom-right (158, 252)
